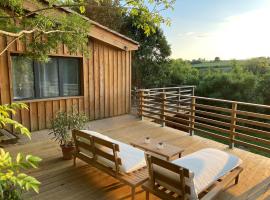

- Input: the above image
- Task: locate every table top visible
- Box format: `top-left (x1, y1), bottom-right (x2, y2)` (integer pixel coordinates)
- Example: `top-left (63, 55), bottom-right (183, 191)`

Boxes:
top-left (130, 138), bottom-right (184, 160)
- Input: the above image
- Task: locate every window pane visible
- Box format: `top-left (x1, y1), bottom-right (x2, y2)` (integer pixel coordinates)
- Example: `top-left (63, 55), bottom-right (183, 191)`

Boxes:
top-left (12, 56), bottom-right (34, 100)
top-left (59, 58), bottom-right (80, 96)
top-left (37, 59), bottom-right (59, 98)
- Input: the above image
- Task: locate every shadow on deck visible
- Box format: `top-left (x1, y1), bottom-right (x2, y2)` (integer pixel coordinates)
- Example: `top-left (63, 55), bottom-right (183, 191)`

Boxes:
top-left (5, 115), bottom-right (270, 200)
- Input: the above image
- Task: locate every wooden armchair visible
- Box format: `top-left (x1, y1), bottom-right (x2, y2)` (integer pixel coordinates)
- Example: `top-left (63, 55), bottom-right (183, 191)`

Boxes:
top-left (143, 149), bottom-right (243, 200)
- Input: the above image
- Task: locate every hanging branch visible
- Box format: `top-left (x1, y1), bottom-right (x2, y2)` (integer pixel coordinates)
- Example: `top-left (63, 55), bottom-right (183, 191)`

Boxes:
top-left (0, 29), bottom-right (75, 56)
top-left (0, 4), bottom-right (87, 19)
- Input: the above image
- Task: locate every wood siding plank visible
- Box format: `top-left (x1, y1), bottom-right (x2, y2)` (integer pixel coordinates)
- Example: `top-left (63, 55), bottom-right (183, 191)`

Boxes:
top-left (45, 101), bottom-right (53, 129)
top-left (117, 51), bottom-right (122, 115)
top-left (52, 100), bottom-right (60, 118)
top-left (99, 43), bottom-right (105, 119)
top-left (113, 50), bottom-right (118, 116)
top-left (30, 102), bottom-right (38, 131)
top-left (122, 51), bottom-right (126, 113)
top-left (59, 100), bottom-right (66, 113)
top-left (89, 41), bottom-right (95, 120)
top-left (72, 98), bottom-right (79, 114)
top-left (126, 51), bottom-right (130, 113)
top-left (0, 36), bottom-right (11, 104)
top-left (38, 102), bottom-right (46, 130)
top-left (83, 56), bottom-right (89, 117)
top-left (109, 48), bottom-right (114, 117)
top-left (94, 42), bottom-right (100, 119)
top-left (66, 99), bottom-right (72, 114)
top-left (104, 46), bottom-right (109, 117)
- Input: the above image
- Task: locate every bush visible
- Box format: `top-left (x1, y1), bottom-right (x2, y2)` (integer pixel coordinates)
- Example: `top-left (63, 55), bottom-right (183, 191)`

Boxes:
top-left (0, 103), bottom-right (41, 200)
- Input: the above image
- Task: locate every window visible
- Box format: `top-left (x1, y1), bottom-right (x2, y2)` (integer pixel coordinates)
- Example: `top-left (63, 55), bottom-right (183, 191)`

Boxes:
top-left (11, 55), bottom-right (82, 100)
top-left (12, 56), bottom-right (35, 100)
top-left (59, 58), bottom-right (80, 96)
top-left (37, 58), bottom-right (60, 98)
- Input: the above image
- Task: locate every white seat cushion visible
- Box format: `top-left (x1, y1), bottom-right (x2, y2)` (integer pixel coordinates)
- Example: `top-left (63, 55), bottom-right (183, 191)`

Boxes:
top-left (80, 130), bottom-right (146, 173)
top-left (154, 148), bottom-right (242, 200)
top-left (112, 139), bottom-right (146, 173)
top-left (172, 148), bottom-right (242, 195)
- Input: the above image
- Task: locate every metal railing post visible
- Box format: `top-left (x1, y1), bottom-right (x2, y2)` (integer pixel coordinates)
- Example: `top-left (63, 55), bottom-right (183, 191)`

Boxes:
top-left (161, 92), bottom-right (166, 127)
top-left (134, 87), bottom-right (137, 107)
top-left (138, 90), bottom-right (144, 120)
top-left (189, 96), bottom-right (196, 136)
top-left (230, 102), bottom-right (237, 149)
top-left (178, 87), bottom-right (181, 112)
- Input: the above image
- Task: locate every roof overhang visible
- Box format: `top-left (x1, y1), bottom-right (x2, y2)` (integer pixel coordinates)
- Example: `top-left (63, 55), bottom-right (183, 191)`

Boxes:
top-left (22, 0), bottom-right (139, 51)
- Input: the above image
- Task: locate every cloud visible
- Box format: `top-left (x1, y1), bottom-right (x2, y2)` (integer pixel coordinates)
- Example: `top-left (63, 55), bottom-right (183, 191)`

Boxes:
top-left (178, 31), bottom-right (212, 39)
top-left (215, 6), bottom-right (270, 59)
top-left (172, 2), bottom-right (270, 60)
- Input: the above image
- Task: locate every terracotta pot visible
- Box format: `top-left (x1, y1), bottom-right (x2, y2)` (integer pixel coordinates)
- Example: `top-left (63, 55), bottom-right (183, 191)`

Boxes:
top-left (60, 145), bottom-right (74, 160)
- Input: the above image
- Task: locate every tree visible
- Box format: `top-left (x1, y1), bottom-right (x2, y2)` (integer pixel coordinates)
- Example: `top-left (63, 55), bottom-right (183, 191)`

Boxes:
top-left (82, 0), bottom-right (124, 32)
top-left (0, 0), bottom-right (175, 61)
top-left (169, 59), bottom-right (199, 86)
top-left (121, 16), bottom-right (172, 88)
top-left (214, 57), bottom-right (220, 62)
top-left (196, 65), bottom-right (262, 103)
top-left (257, 72), bottom-right (270, 105)
top-left (243, 57), bottom-right (270, 75)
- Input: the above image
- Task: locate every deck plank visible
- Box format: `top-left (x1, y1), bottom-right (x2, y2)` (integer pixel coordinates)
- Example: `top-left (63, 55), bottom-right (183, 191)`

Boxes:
top-left (4, 114), bottom-right (270, 200)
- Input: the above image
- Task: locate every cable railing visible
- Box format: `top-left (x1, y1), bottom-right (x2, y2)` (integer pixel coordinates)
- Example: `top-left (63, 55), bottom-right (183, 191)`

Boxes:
top-left (136, 88), bottom-right (270, 157)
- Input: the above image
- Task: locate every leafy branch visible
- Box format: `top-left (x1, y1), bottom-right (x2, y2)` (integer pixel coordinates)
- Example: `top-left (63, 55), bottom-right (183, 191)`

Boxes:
top-left (0, 103), bottom-right (30, 138)
top-left (0, 149), bottom-right (42, 198)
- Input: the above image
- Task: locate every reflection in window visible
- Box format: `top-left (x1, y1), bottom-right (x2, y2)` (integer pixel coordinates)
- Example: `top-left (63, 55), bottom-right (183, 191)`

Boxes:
top-left (12, 56), bottom-right (35, 100)
top-left (59, 58), bottom-right (80, 96)
top-left (38, 58), bottom-right (59, 98)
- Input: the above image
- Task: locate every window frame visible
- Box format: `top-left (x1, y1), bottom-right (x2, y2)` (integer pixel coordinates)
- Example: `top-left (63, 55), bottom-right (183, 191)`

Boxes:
top-left (9, 52), bottom-right (83, 102)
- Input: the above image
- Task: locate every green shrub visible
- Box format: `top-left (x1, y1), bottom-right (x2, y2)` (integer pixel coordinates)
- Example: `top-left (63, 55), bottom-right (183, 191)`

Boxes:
top-left (0, 103), bottom-right (41, 200)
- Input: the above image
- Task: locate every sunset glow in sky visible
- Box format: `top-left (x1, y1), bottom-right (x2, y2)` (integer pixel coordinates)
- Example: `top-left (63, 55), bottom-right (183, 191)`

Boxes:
top-left (162, 0), bottom-right (270, 60)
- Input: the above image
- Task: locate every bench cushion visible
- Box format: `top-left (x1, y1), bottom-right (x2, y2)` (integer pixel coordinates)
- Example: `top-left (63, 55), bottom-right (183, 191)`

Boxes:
top-left (113, 140), bottom-right (146, 173)
top-left (154, 148), bottom-right (242, 200)
top-left (80, 130), bottom-right (146, 173)
top-left (173, 148), bottom-right (242, 195)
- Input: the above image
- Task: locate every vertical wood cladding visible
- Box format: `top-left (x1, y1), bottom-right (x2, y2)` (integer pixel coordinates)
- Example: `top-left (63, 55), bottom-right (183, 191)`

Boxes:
top-left (0, 37), bottom-right (132, 132)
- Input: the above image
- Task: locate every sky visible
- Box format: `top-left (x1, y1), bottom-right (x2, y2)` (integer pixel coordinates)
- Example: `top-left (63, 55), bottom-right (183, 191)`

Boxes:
top-left (161, 0), bottom-right (270, 60)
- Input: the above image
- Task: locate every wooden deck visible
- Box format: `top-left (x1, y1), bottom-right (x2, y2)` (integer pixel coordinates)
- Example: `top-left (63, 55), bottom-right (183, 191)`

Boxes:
top-left (5, 115), bottom-right (270, 200)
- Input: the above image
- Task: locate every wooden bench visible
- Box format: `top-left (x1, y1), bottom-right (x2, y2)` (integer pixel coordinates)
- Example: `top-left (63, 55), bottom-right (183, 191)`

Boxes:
top-left (142, 153), bottom-right (243, 200)
top-left (72, 130), bottom-right (148, 200)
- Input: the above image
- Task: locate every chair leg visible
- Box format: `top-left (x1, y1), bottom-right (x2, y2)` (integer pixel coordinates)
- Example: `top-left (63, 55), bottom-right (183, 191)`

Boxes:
top-left (235, 174), bottom-right (240, 185)
top-left (131, 187), bottom-right (135, 200)
top-left (146, 191), bottom-right (149, 200)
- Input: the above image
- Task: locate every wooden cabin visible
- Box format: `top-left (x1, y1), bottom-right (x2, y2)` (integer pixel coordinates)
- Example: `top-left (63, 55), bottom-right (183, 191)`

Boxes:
top-left (0, 1), bottom-right (139, 132)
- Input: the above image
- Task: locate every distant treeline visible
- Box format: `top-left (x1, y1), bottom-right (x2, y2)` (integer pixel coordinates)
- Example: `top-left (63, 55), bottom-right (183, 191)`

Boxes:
top-left (190, 58), bottom-right (269, 72)
top-left (139, 57), bottom-right (270, 106)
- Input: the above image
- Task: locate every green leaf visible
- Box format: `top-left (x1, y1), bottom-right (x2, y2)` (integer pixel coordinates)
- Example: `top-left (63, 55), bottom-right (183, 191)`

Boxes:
top-left (79, 6), bottom-right (86, 13)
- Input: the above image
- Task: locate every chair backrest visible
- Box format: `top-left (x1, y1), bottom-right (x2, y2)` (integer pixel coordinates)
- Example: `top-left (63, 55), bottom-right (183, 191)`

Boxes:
top-left (72, 129), bottom-right (93, 159)
top-left (72, 130), bottom-right (122, 175)
top-left (146, 154), bottom-right (192, 200)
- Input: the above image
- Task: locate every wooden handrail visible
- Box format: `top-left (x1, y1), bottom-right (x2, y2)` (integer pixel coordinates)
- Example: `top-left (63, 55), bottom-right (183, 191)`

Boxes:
top-left (137, 88), bottom-right (270, 156)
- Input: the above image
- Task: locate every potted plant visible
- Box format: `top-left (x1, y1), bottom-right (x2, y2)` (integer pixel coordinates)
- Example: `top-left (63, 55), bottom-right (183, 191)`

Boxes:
top-left (50, 111), bottom-right (88, 160)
